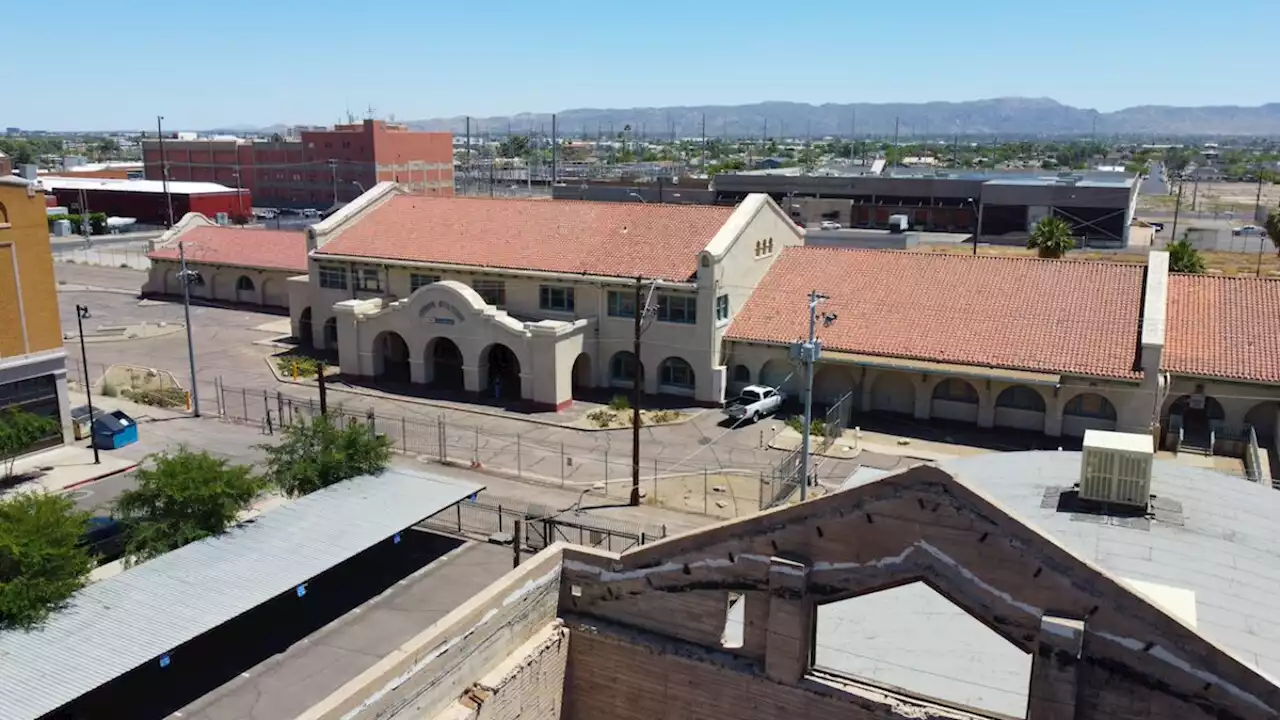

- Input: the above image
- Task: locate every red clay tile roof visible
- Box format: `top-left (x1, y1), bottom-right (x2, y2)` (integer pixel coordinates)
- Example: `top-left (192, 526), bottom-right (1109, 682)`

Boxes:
top-left (726, 247), bottom-right (1145, 379)
top-left (315, 195), bottom-right (736, 282)
top-left (1164, 274), bottom-right (1280, 383)
top-left (147, 226), bottom-right (308, 273)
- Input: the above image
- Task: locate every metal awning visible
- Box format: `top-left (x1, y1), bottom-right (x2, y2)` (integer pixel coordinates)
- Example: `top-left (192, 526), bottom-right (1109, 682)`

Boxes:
top-left (0, 468), bottom-right (484, 720)
top-left (822, 351), bottom-right (1062, 387)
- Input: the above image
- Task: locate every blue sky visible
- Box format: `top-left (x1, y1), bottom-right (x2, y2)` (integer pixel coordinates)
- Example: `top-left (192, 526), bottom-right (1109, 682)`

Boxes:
top-left (6, 0), bottom-right (1273, 131)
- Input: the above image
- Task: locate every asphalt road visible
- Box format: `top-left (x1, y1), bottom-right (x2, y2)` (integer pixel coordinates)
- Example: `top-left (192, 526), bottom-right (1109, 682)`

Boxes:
top-left (1141, 162), bottom-right (1169, 196)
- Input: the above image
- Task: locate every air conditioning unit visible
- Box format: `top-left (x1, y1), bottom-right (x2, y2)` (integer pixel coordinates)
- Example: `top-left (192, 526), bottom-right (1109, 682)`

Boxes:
top-left (1079, 430), bottom-right (1154, 507)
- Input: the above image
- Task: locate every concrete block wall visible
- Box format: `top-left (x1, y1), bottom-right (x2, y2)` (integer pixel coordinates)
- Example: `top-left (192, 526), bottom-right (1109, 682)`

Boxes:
top-left (436, 621), bottom-right (569, 720)
top-left (296, 547), bottom-right (564, 720)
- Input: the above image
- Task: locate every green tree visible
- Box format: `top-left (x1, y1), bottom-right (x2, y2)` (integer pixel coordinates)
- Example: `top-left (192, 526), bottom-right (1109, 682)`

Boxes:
top-left (1027, 216), bottom-right (1077, 259)
top-left (497, 135), bottom-right (530, 158)
top-left (0, 492), bottom-right (96, 630)
top-left (1265, 210), bottom-right (1280, 256)
top-left (260, 413), bottom-right (392, 498)
top-left (0, 408), bottom-right (59, 479)
top-left (1166, 238), bottom-right (1206, 274)
top-left (114, 448), bottom-right (264, 563)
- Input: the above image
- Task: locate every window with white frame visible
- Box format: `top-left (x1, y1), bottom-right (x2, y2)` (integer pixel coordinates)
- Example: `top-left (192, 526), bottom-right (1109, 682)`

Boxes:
top-left (539, 285), bottom-right (575, 312)
top-left (660, 357), bottom-right (696, 388)
top-left (410, 273), bottom-right (440, 292)
top-left (318, 264), bottom-right (347, 290)
top-left (715, 294), bottom-right (730, 322)
top-left (472, 279), bottom-right (506, 307)
top-left (607, 290), bottom-right (636, 318)
top-left (356, 266), bottom-right (382, 292)
top-left (656, 294), bottom-right (697, 324)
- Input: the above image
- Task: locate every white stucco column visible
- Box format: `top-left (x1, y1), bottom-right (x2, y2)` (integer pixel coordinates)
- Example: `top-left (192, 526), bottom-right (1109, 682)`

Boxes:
top-left (913, 377), bottom-right (931, 420)
top-left (332, 300), bottom-right (369, 377)
top-left (463, 365), bottom-right (482, 394)
top-left (409, 357), bottom-right (426, 385)
top-left (1045, 395), bottom-right (1064, 437)
top-left (977, 387), bottom-right (996, 428)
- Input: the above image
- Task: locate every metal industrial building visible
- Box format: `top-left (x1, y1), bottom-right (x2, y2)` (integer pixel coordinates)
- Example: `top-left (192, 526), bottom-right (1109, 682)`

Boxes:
top-left (554, 169), bottom-right (1140, 246)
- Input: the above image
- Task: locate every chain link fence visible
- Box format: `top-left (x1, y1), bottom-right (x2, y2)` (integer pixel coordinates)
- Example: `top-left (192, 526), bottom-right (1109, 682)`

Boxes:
top-left (421, 497), bottom-right (665, 554)
top-left (216, 382), bottom-right (763, 519)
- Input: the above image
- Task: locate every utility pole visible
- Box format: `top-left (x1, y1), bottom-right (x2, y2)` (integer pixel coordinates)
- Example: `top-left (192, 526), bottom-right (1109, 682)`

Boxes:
top-left (465, 117), bottom-right (471, 195)
top-left (328, 159), bottom-right (339, 206)
top-left (974, 200), bottom-right (984, 256)
top-left (700, 113), bottom-right (707, 172)
top-left (157, 116), bottom-right (175, 228)
top-left (1254, 169), bottom-right (1266, 276)
top-left (318, 360), bottom-right (328, 416)
top-left (178, 242), bottom-right (202, 417)
top-left (892, 117), bottom-right (900, 166)
top-left (796, 291), bottom-right (835, 501)
top-left (630, 276), bottom-right (657, 506)
top-left (551, 113), bottom-right (557, 187)
top-left (850, 109), bottom-right (857, 163)
top-left (75, 305), bottom-right (100, 465)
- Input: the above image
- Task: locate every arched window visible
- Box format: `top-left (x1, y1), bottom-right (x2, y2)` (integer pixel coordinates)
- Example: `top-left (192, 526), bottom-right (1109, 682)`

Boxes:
top-left (995, 385), bottom-right (1045, 412)
top-left (1064, 393), bottom-right (1117, 420)
top-left (659, 357), bottom-right (695, 389)
top-left (236, 276), bottom-right (255, 292)
top-left (731, 364), bottom-right (750, 383)
top-left (610, 351), bottom-right (640, 383)
top-left (932, 378), bottom-right (978, 403)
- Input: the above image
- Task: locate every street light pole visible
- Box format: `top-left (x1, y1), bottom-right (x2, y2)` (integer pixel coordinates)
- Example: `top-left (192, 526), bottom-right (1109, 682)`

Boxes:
top-left (1255, 169), bottom-right (1266, 277)
top-left (157, 116), bottom-right (175, 228)
top-left (178, 242), bottom-right (201, 417)
top-left (75, 305), bottom-right (100, 465)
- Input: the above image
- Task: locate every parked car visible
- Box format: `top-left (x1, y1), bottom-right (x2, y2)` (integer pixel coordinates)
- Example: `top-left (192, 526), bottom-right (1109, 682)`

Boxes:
top-left (80, 516), bottom-right (129, 566)
top-left (1150, 222), bottom-right (1164, 232)
top-left (1233, 225), bottom-right (1267, 237)
top-left (819, 220), bottom-right (842, 231)
top-left (723, 385), bottom-right (785, 423)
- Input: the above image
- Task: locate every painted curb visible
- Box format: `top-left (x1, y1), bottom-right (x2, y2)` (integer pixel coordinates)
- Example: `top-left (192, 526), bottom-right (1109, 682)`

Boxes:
top-left (61, 463), bottom-right (141, 492)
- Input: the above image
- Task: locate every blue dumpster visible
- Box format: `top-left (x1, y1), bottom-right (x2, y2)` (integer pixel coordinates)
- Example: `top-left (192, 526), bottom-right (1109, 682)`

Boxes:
top-left (92, 410), bottom-right (139, 450)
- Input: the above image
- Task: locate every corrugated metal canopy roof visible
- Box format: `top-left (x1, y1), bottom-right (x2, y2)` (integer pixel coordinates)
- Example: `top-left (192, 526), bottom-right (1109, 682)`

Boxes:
top-left (0, 468), bottom-right (483, 720)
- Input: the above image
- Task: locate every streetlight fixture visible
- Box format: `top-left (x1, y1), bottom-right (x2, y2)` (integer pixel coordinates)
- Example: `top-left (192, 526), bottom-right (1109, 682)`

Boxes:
top-left (966, 197), bottom-right (983, 256)
top-left (74, 305), bottom-right (100, 465)
top-left (351, 180), bottom-right (366, 195)
top-left (627, 191), bottom-right (647, 204)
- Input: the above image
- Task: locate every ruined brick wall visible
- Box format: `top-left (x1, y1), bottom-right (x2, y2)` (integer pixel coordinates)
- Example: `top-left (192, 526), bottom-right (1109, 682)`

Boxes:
top-left (438, 622), bottom-right (569, 720)
top-left (558, 467), bottom-right (1280, 720)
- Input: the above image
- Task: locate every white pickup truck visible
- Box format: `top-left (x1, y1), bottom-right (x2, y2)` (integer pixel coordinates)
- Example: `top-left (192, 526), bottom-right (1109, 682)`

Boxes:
top-left (723, 385), bottom-right (785, 423)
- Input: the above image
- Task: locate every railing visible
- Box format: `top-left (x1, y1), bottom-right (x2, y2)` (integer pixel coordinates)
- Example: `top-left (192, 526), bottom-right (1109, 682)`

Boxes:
top-left (1176, 426), bottom-right (1184, 454)
top-left (421, 497), bottom-right (665, 555)
top-left (1209, 429), bottom-right (1217, 454)
top-left (761, 447), bottom-right (803, 510)
top-left (1245, 425), bottom-right (1264, 484)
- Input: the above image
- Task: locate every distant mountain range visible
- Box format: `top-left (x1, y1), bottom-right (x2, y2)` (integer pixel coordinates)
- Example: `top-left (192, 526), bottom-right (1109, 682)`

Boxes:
top-left (387, 98), bottom-right (1280, 138)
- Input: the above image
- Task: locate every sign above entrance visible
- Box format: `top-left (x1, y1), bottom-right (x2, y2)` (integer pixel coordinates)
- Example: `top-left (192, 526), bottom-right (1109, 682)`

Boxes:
top-left (420, 300), bottom-right (466, 324)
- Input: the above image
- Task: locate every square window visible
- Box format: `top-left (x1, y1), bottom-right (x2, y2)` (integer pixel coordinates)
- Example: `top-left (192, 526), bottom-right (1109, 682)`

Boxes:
top-left (472, 280), bottom-right (506, 307)
top-left (318, 265), bottom-right (347, 290)
top-left (657, 294), bottom-right (697, 324)
top-left (607, 290), bottom-right (636, 318)
top-left (410, 273), bottom-right (440, 292)
top-left (715, 294), bottom-right (730, 322)
top-left (357, 267), bottom-right (381, 292)
top-left (539, 285), bottom-right (575, 312)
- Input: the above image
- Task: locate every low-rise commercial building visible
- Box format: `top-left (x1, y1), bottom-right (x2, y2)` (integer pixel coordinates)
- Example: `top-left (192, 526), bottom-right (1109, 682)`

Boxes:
top-left (0, 176), bottom-right (71, 450)
top-left (39, 176), bottom-right (251, 226)
top-left (291, 184), bottom-right (801, 410)
top-left (143, 214), bottom-right (307, 309)
top-left (141, 120), bottom-right (454, 209)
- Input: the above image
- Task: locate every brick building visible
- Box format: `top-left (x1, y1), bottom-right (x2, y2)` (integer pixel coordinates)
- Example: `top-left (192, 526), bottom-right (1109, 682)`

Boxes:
top-left (39, 177), bottom-right (251, 226)
top-left (140, 120), bottom-right (454, 209)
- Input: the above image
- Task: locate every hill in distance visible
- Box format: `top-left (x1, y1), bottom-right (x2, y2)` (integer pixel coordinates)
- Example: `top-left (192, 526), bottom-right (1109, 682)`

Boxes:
top-left (400, 97), bottom-right (1280, 138)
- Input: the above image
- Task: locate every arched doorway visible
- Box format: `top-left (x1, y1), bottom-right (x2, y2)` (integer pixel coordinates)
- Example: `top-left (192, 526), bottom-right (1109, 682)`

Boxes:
top-left (1062, 392), bottom-right (1117, 436)
top-left (483, 344), bottom-right (521, 400)
top-left (571, 353), bottom-right (592, 397)
top-left (931, 378), bottom-right (980, 423)
top-left (427, 337), bottom-right (464, 389)
top-left (322, 317), bottom-right (338, 350)
top-left (658, 357), bottom-right (696, 396)
top-left (870, 372), bottom-right (915, 416)
top-left (373, 331), bottom-right (410, 381)
top-left (758, 358), bottom-right (792, 393)
top-left (298, 307), bottom-right (313, 347)
top-left (235, 275), bottom-right (256, 304)
top-left (1244, 401), bottom-right (1280, 443)
top-left (994, 385), bottom-right (1046, 432)
top-left (608, 351), bottom-right (642, 389)
top-left (1167, 393), bottom-right (1225, 437)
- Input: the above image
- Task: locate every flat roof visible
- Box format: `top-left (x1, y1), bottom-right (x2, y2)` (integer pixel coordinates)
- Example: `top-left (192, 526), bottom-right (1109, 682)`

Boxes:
top-left (0, 468), bottom-right (483, 720)
top-left (1083, 429), bottom-right (1153, 453)
top-left (826, 452), bottom-right (1280, 715)
top-left (38, 176), bottom-right (242, 196)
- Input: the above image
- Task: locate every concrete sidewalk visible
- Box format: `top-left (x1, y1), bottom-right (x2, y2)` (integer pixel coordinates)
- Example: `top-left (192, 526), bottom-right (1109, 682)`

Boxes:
top-left (3, 445), bottom-right (137, 499)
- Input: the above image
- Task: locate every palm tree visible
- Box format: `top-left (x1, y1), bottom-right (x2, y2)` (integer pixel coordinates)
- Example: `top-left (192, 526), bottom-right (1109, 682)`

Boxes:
top-left (1166, 238), bottom-right (1206, 274)
top-left (1027, 216), bottom-right (1076, 259)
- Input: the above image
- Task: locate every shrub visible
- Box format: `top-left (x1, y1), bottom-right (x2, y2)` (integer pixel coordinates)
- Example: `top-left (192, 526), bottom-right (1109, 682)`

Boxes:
top-left (586, 409), bottom-right (616, 428)
top-left (123, 386), bottom-right (187, 409)
top-left (101, 382), bottom-right (119, 398)
top-left (650, 410), bottom-right (683, 424)
top-left (785, 415), bottom-right (827, 437)
top-left (275, 355), bottom-right (319, 378)
top-left (608, 395), bottom-right (631, 411)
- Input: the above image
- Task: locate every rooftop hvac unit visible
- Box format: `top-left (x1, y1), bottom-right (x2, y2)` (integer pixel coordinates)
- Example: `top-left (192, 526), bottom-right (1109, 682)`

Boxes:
top-left (1079, 430), bottom-right (1154, 507)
